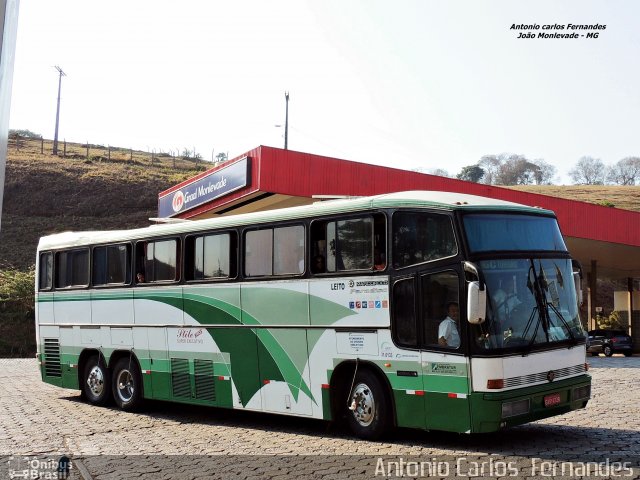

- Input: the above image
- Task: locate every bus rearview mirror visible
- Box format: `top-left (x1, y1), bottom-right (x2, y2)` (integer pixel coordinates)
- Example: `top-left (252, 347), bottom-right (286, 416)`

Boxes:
top-left (467, 281), bottom-right (486, 325)
top-left (573, 272), bottom-right (583, 306)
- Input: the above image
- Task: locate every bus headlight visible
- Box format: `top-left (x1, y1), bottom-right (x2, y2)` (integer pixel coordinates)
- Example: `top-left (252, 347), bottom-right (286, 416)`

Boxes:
top-left (501, 399), bottom-right (530, 418)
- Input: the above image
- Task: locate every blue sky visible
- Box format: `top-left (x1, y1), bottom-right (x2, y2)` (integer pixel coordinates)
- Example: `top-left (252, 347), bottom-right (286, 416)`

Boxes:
top-left (9, 0), bottom-right (640, 183)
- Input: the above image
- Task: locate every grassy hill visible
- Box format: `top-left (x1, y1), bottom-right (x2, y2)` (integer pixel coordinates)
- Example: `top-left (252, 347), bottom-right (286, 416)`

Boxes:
top-left (507, 185), bottom-right (640, 212)
top-left (0, 139), bottom-right (206, 356)
top-left (1, 138), bottom-right (205, 269)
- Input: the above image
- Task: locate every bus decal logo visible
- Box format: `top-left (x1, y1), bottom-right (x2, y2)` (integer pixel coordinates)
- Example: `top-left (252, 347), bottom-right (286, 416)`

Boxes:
top-left (349, 301), bottom-right (355, 309)
top-left (176, 328), bottom-right (204, 344)
top-left (172, 190), bottom-right (185, 212)
top-left (375, 301), bottom-right (382, 308)
top-left (430, 363), bottom-right (459, 375)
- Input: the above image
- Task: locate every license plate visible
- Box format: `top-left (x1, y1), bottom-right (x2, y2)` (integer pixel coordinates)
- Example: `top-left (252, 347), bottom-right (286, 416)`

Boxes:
top-left (544, 392), bottom-right (561, 407)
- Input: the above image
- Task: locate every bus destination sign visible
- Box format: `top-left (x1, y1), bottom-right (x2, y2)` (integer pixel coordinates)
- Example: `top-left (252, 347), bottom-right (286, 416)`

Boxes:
top-left (158, 157), bottom-right (251, 217)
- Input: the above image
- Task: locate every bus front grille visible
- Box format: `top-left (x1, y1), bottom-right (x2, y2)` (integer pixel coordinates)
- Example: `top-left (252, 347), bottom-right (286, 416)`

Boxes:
top-left (43, 338), bottom-right (62, 377)
top-left (503, 364), bottom-right (586, 388)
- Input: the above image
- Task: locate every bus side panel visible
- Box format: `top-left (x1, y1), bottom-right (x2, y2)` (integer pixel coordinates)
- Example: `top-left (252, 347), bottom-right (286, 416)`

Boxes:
top-left (421, 353), bottom-right (471, 433)
top-left (53, 291), bottom-right (91, 325)
top-left (374, 331), bottom-right (426, 429)
top-left (59, 326), bottom-right (79, 389)
top-left (134, 287), bottom-right (183, 400)
top-left (92, 288), bottom-right (134, 325)
top-left (36, 292), bottom-right (54, 326)
top-left (241, 282), bottom-right (313, 416)
top-left (308, 277), bottom-right (393, 421)
top-left (147, 327), bottom-right (170, 400)
top-left (38, 325), bottom-right (63, 387)
top-left (182, 285), bottom-right (242, 409)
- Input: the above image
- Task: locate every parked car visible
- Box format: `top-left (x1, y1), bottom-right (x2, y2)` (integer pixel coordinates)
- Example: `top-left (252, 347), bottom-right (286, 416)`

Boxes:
top-left (587, 329), bottom-right (633, 357)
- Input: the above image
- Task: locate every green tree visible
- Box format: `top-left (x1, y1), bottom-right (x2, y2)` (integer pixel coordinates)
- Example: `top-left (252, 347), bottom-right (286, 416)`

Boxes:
top-left (8, 129), bottom-right (41, 139)
top-left (456, 165), bottom-right (485, 182)
top-left (597, 310), bottom-right (627, 330)
top-left (0, 267), bottom-right (35, 313)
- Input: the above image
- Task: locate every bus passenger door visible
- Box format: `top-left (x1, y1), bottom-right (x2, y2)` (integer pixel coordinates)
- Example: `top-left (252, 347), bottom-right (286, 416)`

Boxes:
top-left (418, 268), bottom-right (472, 433)
top-left (390, 275), bottom-right (426, 429)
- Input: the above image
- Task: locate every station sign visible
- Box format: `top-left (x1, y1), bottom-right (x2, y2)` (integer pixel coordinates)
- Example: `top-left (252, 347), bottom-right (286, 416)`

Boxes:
top-left (158, 156), bottom-right (251, 217)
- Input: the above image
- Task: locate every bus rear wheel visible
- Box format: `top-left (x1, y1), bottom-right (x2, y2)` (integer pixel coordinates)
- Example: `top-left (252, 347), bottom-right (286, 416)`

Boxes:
top-left (82, 355), bottom-right (111, 406)
top-left (111, 357), bottom-right (143, 411)
top-left (346, 369), bottom-right (390, 440)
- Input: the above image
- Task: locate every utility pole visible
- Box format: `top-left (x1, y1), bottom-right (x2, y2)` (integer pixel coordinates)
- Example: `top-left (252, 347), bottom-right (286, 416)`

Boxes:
top-left (52, 66), bottom-right (66, 155)
top-left (284, 91), bottom-right (289, 150)
top-left (0, 0), bottom-right (20, 234)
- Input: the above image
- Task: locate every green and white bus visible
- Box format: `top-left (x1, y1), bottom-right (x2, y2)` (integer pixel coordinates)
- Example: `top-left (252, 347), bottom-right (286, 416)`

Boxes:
top-left (35, 191), bottom-right (591, 438)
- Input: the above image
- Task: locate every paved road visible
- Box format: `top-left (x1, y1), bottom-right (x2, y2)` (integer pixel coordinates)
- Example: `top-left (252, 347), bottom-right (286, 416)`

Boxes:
top-left (1, 356), bottom-right (639, 479)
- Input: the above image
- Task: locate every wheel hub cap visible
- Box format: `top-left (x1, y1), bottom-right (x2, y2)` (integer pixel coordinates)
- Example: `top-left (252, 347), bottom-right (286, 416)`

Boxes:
top-left (87, 366), bottom-right (104, 396)
top-left (116, 369), bottom-right (134, 402)
top-left (351, 383), bottom-right (375, 427)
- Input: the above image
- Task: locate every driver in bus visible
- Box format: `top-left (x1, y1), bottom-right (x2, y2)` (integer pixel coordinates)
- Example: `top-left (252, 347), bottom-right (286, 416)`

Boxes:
top-left (493, 281), bottom-right (522, 322)
top-left (438, 302), bottom-right (460, 348)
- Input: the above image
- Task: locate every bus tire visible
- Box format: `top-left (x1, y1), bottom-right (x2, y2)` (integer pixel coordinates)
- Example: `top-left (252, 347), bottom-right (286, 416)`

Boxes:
top-left (82, 355), bottom-right (111, 406)
top-left (346, 369), bottom-right (390, 440)
top-left (111, 357), bottom-right (143, 411)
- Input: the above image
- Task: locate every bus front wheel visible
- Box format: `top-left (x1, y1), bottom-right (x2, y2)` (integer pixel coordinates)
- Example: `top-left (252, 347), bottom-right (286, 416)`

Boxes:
top-left (82, 355), bottom-right (111, 406)
top-left (346, 369), bottom-right (390, 440)
top-left (111, 357), bottom-right (143, 411)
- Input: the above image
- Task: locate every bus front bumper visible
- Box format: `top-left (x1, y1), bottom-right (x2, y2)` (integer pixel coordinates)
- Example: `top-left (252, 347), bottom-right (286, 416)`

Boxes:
top-left (468, 374), bottom-right (591, 433)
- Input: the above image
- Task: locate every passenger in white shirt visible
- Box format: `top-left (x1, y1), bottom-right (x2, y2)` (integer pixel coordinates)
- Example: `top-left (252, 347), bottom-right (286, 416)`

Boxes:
top-left (438, 302), bottom-right (460, 348)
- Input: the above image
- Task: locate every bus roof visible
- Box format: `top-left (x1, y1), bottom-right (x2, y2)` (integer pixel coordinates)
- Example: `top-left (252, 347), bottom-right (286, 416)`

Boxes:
top-left (37, 190), bottom-right (553, 251)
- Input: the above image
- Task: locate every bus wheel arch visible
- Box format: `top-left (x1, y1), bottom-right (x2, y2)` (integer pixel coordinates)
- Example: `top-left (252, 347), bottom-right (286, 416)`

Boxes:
top-left (109, 350), bottom-right (144, 411)
top-left (330, 360), bottom-right (395, 440)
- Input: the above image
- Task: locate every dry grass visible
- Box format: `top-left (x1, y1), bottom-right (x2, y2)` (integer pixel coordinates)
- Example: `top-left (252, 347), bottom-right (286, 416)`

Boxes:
top-left (1, 138), bottom-right (206, 269)
top-left (507, 185), bottom-right (640, 212)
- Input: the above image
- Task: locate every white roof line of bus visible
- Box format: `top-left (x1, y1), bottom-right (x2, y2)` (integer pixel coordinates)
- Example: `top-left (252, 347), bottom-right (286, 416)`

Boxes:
top-left (37, 190), bottom-right (552, 250)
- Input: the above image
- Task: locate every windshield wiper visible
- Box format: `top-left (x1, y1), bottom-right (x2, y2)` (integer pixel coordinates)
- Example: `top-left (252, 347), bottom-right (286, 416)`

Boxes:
top-left (528, 260), bottom-right (551, 344)
top-left (547, 302), bottom-right (577, 345)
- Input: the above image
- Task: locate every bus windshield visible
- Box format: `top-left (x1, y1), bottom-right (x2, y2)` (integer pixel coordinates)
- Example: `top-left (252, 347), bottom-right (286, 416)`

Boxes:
top-left (474, 258), bottom-right (586, 352)
top-left (463, 213), bottom-right (567, 252)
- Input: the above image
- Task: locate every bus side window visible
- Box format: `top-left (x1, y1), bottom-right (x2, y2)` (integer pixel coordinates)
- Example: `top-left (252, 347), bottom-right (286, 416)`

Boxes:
top-left (245, 229), bottom-right (273, 277)
top-left (311, 214), bottom-right (385, 273)
top-left (274, 225), bottom-right (304, 275)
top-left (421, 271), bottom-right (460, 349)
top-left (55, 249), bottom-right (89, 288)
top-left (392, 278), bottom-right (417, 347)
top-left (39, 252), bottom-right (53, 290)
top-left (186, 232), bottom-right (236, 281)
top-left (373, 213), bottom-right (386, 271)
top-left (392, 212), bottom-right (457, 269)
top-left (93, 244), bottom-right (130, 286)
top-left (136, 239), bottom-right (178, 283)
